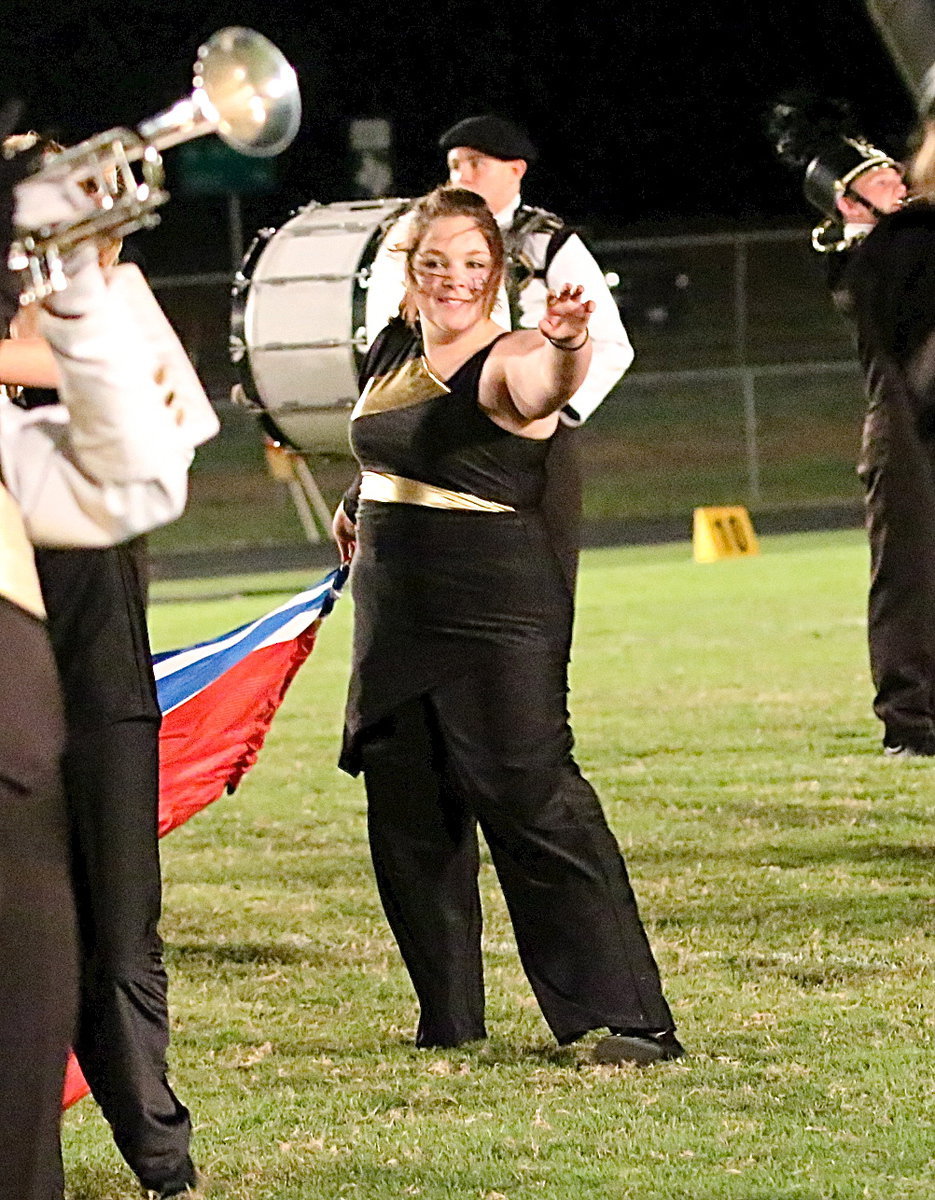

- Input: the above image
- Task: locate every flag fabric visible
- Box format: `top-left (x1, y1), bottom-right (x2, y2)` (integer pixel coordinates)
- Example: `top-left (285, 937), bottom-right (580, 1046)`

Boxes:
top-left (62, 566), bottom-right (347, 1109)
top-left (154, 567), bottom-right (346, 836)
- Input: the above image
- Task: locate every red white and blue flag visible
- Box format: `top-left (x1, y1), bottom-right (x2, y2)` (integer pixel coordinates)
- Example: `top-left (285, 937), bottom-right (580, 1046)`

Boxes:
top-left (154, 566), bottom-right (346, 837)
top-left (63, 565), bottom-right (346, 1108)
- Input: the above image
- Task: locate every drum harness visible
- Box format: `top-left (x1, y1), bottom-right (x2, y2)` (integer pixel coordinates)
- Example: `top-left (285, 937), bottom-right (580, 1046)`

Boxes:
top-left (503, 204), bottom-right (575, 328)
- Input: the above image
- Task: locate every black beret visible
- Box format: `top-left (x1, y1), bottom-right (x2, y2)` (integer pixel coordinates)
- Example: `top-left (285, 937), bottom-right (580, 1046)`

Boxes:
top-left (438, 115), bottom-right (537, 164)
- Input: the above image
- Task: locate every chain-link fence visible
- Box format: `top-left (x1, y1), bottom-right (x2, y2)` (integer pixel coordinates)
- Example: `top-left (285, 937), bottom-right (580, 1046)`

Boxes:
top-left (147, 225), bottom-right (866, 561)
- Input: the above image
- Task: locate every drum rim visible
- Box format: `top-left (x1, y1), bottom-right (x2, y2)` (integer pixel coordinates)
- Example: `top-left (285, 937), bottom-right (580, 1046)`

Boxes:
top-left (230, 198), bottom-right (411, 450)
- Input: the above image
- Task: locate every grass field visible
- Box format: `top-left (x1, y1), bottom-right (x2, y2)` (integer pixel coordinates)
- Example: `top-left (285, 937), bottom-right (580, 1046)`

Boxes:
top-left (62, 532), bottom-right (935, 1200)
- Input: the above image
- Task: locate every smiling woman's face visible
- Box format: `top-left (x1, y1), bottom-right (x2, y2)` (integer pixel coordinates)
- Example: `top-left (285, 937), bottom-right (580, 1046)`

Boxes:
top-left (410, 215), bottom-right (494, 335)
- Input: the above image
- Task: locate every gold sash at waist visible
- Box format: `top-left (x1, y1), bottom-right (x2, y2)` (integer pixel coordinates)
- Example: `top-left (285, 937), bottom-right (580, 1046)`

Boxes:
top-left (359, 471), bottom-right (515, 513)
top-left (0, 482), bottom-right (45, 618)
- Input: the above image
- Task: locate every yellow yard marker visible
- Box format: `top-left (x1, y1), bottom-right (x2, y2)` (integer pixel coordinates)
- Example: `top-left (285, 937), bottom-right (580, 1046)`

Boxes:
top-left (692, 506), bottom-right (759, 563)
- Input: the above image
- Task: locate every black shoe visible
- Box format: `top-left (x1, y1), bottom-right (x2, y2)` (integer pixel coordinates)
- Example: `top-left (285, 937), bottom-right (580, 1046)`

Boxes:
top-left (883, 743), bottom-right (935, 759)
top-left (142, 1161), bottom-right (202, 1200)
top-left (144, 1185), bottom-right (202, 1200)
top-left (592, 1029), bottom-right (686, 1066)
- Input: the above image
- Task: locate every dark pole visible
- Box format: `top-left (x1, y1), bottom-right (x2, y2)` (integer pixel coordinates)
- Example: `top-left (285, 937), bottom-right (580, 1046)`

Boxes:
top-left (862, 0), bottom-right (935, 99)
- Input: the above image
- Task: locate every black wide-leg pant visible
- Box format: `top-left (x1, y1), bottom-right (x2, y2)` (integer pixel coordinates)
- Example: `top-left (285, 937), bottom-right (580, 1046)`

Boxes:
top-left (0, 599), bottom-right (76, 1200)
top-left (36, 544), bottom-right (192, 1195)
top-left (361, 680), bottom-right (674, 1049)
top-left (63, 718), bottom-right (192, 1194)
top-left (858, 371), bottom-right (935, 751)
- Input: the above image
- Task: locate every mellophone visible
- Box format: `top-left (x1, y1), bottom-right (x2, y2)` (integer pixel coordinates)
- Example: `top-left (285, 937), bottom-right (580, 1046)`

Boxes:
top-left (10, 27), bottom-right (301, 305)
top-left (231, 198), bottom-right (411, 456)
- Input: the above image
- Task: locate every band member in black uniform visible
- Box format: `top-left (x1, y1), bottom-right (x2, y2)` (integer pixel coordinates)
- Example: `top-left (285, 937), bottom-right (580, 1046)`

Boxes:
top-left (334, 187), bottom-right (682, 1066)
top-left (35, 534), bottom-right (197, 1200)
top-left (795, 130), bottom-right (935, 754)
top-left (771, 100), bottom-right (925, 754)
top-left (0, 120), bottom-right (200, 1200)
top-left (843, 114), bottom-right (935, 757)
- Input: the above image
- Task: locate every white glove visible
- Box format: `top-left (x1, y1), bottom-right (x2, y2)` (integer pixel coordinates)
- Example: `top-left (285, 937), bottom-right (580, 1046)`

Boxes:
top-left (13, 173), bottom-right (92, 231)
top-left (40, 242), bottom-right (108, 318)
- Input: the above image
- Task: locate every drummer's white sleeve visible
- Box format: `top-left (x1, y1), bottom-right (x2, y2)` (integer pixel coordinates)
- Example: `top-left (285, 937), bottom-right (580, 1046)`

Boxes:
top-left (0, 269), bottom-right (213, 547)
top-left (363, 212), bottom-right (413, 346)
top-left (518, 231), bottom-right (634, 426)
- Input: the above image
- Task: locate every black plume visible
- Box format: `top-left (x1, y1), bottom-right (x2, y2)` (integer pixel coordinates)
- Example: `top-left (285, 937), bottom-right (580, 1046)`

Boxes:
top-left (768, 91), bottom-right (860, 171)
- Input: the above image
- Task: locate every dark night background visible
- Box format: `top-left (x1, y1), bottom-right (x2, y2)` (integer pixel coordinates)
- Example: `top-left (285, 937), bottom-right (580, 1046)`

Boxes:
top-left (1, 0), bottom-right (919, 273)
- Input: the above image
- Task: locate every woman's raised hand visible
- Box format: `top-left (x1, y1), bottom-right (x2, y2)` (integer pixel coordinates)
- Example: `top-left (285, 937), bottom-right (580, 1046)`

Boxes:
top-left (538, 284), bottom-right (595, 348)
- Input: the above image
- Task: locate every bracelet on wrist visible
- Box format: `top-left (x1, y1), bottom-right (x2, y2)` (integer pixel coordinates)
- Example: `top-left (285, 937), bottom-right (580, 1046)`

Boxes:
top-left (545, 330), bottom-right (589, 352)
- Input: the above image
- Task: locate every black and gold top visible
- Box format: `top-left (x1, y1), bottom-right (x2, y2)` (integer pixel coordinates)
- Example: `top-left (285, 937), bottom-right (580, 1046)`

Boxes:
top-left (349, 321), bottom-right (550, 513)
top-left (340, 320), bottom-right (574, 775)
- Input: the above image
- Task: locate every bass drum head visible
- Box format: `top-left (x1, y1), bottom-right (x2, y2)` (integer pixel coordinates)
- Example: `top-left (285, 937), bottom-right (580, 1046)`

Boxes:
top-left (231, 197), bottom-right (411, 454)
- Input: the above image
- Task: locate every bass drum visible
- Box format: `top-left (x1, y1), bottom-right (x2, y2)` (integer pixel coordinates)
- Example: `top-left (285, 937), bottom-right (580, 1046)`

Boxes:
top-left (231, 198), bottom-right (410, 454)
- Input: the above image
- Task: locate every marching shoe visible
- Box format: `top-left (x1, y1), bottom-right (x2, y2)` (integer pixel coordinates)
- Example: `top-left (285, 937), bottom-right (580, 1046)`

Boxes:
top-left (592, 1029), bottom-right (686, 1066)
top-left (144, 1186), bottom-right (203, 1200)
top-left (883, 743), bottom-right (935, 759)
top-left (143, 1164), bottom-right (203, 1200)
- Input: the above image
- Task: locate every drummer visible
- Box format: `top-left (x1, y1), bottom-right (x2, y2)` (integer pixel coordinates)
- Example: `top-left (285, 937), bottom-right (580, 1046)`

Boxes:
top-left (363, 114), bottom-right (632, 426)
top-left (354, 116), bottom-right (631, 595)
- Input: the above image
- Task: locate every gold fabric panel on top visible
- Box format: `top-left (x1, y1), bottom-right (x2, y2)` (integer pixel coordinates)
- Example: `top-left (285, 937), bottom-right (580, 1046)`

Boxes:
top-left (352, 356), bottom-right (449, 421)
top-left (0, 482), bottom-right (45, 618)
top-left (359, 471), bottom-right (515, 513)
